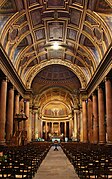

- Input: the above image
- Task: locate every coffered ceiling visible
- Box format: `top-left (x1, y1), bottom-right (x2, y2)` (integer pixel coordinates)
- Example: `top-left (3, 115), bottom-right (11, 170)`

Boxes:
top-left (0, 0), bottom-right (112, 92)
top-left (31, 64), bottom-right (81, 94)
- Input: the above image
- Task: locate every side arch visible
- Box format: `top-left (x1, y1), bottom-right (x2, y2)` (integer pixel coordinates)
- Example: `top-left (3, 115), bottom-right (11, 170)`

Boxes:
top-left (25, 59), bottom-right (88, 89)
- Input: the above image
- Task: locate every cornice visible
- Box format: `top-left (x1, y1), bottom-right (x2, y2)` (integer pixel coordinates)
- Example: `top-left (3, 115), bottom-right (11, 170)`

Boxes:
top-left (86, 43), bottom-right (112, 97)
top-left (0, 44), bottom-right (26, 96)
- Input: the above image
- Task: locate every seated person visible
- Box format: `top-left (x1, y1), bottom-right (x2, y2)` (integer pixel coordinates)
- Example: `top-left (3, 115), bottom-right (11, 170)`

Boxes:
top-left (54, 140), bottom-right (58, 151)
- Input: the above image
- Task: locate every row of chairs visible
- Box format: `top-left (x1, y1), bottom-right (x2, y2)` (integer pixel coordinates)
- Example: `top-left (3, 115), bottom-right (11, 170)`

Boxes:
top-left (61, 142), bottom-right (112, 179)
top-left (0, 142), bottom-right (51, 178)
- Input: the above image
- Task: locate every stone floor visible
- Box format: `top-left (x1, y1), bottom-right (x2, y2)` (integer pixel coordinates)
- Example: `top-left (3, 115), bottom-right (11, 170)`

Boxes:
top-left (33, 145), bottom-right (79, 179)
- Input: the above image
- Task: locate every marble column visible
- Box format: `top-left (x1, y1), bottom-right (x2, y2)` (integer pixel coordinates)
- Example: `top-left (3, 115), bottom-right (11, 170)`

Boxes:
top-left (34, 112), bottom-right (38, 139)
top-left (58, 122), bottom-right (60, 135)
top-left (14, 93), bottom-right (20, 132)
top-left (82, 100), bottom-right (88, 142)
top-left (19, 98), bottom-right (24, 131)
top-left (105, 78), bottom-right (112, 144)
top-left (25, 100), bottom-right (31, 142)
top-left (80, 110), bottom-right (83, 142)
top-left (31, 112), bottom-right (34, 139)
top-left (6, 86), bottom-right (14, 142)
top-left (69, 119), bottom-right (72, 139)
top-left (0, 78), bottom-right (7, 144)
top-left (98, 86), bottom-right (106, 143)
top-left (74, 112), bottom-right (77, 140)
top-left (45, 121), bottom-right (48, 140)
top-left (77, 112), bottom-right (80, 141)
top-left (34, 112), bottom-right (36, 139)
top-left (64, 122), bottom-right (66, 137)
top-left (41, 120), bottom-right (43, 138)
top-left (37, 117), bottom-right (42, 138)
top-left (52, 122), bottom-right (54, 134)
top-left (87, 98), bottom-right (93, 143)
top-left (29, 110), bottom-right (33, 140)
top-left (92, 92), bottom-right (99, 143)
top-left (0, 80), bottom-right (1, 110)
top-left (0, 80), bottom-right (1, 112)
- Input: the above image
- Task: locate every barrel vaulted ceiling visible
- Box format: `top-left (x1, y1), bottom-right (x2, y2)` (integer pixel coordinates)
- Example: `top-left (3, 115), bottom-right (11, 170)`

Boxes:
top-left (0, 0), bottom-right (112, 93)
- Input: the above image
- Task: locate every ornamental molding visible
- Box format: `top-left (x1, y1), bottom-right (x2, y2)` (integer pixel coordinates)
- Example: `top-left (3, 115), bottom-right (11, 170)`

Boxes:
top-left (25, 59), bottom-right (87, 89)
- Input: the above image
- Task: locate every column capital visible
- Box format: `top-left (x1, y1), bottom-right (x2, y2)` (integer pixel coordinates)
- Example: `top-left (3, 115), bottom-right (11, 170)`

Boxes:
top-left (88, 97), bottom-right (92, 102)
top-left (92, 90), bottom-right (97, 96)
top-left (98, 82), bottom-right (105, 89)
top-left (2, 77), bottom-right (8, 82)
top-left (72, 107), bottom-right (79, 110)
top-left (74, 109), bottom-right (79, 113)
top-left (104, 76), bottom-right (111, 81)
top-left (97, 85), bottom-right (101, 90)
top-left (29, 109), bottom-right (33, 113)
top-left (24, 98), bottom-right (30, 102)
top-left (82, 98), bottom-right (87, 102)
top-left (8, 84), bottom-right (14, 90)
top-left (32, 106), bottom-right (39, 111)
top-left (15, 91), bottom-right (20, 96)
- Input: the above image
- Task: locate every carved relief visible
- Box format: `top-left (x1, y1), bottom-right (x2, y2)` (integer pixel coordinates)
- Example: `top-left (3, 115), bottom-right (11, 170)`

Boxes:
top-left (70, 9), bottom-right (81, 26)
top-left (47, 0), bottom-right (64, 7)
top-left (8, 26), bottom-right (19, 44)
top-left (95, 0), bottom-right (112, 13)
top-left (48, 22), bottom-right (63, 40)
top-left (72, 0), bottom-right (83, 5)
top-left (67, 29), bottom-right (77, 40)
top-left (30, 9), bottom-right (42, 27)
top-left (28, 0), bottom-right (40, 6)
top-left (48, 50), bottom-right (63, 59)
top-left (35, 29), bottom-right (45, 40)
top-left (92, 26), bottom-right (103, 44)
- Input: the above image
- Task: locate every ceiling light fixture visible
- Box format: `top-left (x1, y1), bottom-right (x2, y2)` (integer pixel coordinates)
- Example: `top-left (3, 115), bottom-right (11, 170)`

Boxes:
top-left (53, 42), bottom-right (59, 50)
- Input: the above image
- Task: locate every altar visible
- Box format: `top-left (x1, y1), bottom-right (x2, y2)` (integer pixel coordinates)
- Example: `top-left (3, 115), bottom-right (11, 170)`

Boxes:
top-left (51, 137), bottom-right (61, 143)
top-left (50, 134), bottom-right (64, 143)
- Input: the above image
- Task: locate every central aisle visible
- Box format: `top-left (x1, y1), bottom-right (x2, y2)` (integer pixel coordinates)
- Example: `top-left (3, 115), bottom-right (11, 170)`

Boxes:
top-left (33, 145), bottom-right (79, 179)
